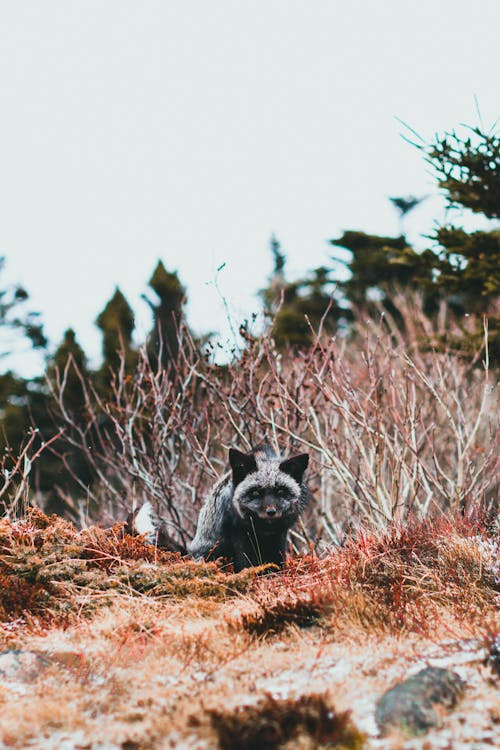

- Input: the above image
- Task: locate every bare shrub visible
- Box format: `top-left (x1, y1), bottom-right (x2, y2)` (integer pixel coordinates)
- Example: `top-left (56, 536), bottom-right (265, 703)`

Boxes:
top-left (48, 300), bottom-right (499, 548)
top-left (0, 428), bottom-right (61, 518)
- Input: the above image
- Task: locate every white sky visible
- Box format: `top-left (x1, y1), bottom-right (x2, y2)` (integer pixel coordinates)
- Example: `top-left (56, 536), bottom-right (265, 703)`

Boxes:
top-left (0, 1), bottom-right (498, 374)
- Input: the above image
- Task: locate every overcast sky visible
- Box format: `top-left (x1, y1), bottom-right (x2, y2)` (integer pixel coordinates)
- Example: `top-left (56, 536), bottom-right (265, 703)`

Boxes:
top-left (0, 1), bottom-right (499, 373)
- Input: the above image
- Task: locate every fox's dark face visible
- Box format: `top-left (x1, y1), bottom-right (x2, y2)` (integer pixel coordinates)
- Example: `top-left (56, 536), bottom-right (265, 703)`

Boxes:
top-left (229, 448), bottom-right (309, 525)
top-left (239, 482), bottom-right (297, 521)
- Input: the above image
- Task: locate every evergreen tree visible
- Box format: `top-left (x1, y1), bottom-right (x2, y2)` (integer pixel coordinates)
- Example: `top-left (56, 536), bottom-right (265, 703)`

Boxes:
top-left (49, 328), bottom-right (88, 415)
top-left (420, 227), bottom-right (500, 308)
top-left (266, 124), bottom-right (499, 356)
top-left (261, 235), bottom-right (288, 318)
top-left (260, 235), bottom-right (346, 348)
top-left (332, 125), bottom-right (499, 356)
top-left (96, 287), bottom-right (137, 381)
top-left (416, 126), bottom-right (500, 312)
top-left (385, 124), bottom-right (500, 355)
top-left (389, 194), bottom-right (426, 235)
top-left (37, 328), bottom-right (92, 512)
top-left (0, 259), bottom-right (47, 477)
top-left (0, 271), bottom-right (89, 514)
top-left (270, 233), bottom-right (286, 276)
top-left (274, 267), bottom-right (344, 348)
top-left (330, 231), bottom-right (419, 306)
top-left (0, 257), bottom-right (47, 353)
top-left (425, 125), bottom-right (499, 219)
top-left (0, 371), bottom-right (31, 460)
top-left (143, 261), bottom-right (186, 369)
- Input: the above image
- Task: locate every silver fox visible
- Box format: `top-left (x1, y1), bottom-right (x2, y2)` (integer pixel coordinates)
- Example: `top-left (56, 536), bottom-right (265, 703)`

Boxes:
top-left (128, 445), bottom-right (310, 572)
top-left (189, 445), bottom-right (309, 571)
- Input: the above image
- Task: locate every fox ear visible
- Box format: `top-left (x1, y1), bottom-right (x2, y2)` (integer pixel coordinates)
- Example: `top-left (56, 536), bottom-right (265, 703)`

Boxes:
top-left (279, 453), bottom-right (309, 483)
top-left (229, 448), bottom-right (258, 486)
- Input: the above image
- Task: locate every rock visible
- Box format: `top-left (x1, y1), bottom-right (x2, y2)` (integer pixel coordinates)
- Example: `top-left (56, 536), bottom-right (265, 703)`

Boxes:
top-left (375, 666), bottom-right (465, 736)
top-left (485, 633), bottom-right (500, 677)
top-left (48, 650), bottom-right (85, 669)
top-left (0, 649), bottom-right (51, 682)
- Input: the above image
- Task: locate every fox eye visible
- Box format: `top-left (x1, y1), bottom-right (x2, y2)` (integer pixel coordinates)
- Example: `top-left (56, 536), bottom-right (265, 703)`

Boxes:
top-left (275, 487), bottom-right (288, 497)
top-left (249, 490), bottom-right (261, 500)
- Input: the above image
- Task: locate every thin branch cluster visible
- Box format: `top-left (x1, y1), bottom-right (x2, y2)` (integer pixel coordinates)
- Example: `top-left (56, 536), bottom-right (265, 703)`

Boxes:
top-left (32, 299), bottom-right (500, 548)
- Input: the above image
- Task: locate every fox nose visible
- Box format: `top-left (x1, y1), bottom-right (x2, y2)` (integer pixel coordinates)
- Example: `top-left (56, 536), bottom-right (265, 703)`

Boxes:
top-left (266, 507), bottom-right (277, 517)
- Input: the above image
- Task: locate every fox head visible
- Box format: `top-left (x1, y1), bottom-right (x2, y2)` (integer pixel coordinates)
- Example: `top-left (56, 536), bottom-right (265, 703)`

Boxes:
top-left (229, 447), bottom-right (309, 523)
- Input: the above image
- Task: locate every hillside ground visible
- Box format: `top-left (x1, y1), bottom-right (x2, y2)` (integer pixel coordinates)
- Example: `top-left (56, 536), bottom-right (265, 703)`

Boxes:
top-left (0, 511), bottom-right (498, 750)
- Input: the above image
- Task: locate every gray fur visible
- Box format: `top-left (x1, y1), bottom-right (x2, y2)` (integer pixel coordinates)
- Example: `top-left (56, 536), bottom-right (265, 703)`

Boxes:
top-left (188, 445), bottom-right (310, 571)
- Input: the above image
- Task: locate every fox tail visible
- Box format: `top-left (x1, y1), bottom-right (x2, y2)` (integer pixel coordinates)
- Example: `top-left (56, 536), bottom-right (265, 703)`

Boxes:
top-left (125, 501), bottom-right (187, 555)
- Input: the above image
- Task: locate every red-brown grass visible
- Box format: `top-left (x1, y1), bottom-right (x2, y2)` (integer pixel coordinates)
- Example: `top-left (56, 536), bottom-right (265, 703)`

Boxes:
top-left (241, 515), bottom-right (499, 637)
top-left (0, 509), bottom-right (257, 626)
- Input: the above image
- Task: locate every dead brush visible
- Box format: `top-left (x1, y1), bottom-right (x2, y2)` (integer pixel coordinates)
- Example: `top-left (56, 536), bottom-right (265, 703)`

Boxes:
top-left (207, 692), bottom-right (364, 750)
top-left (47, 297), bottom-right (498, 552)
